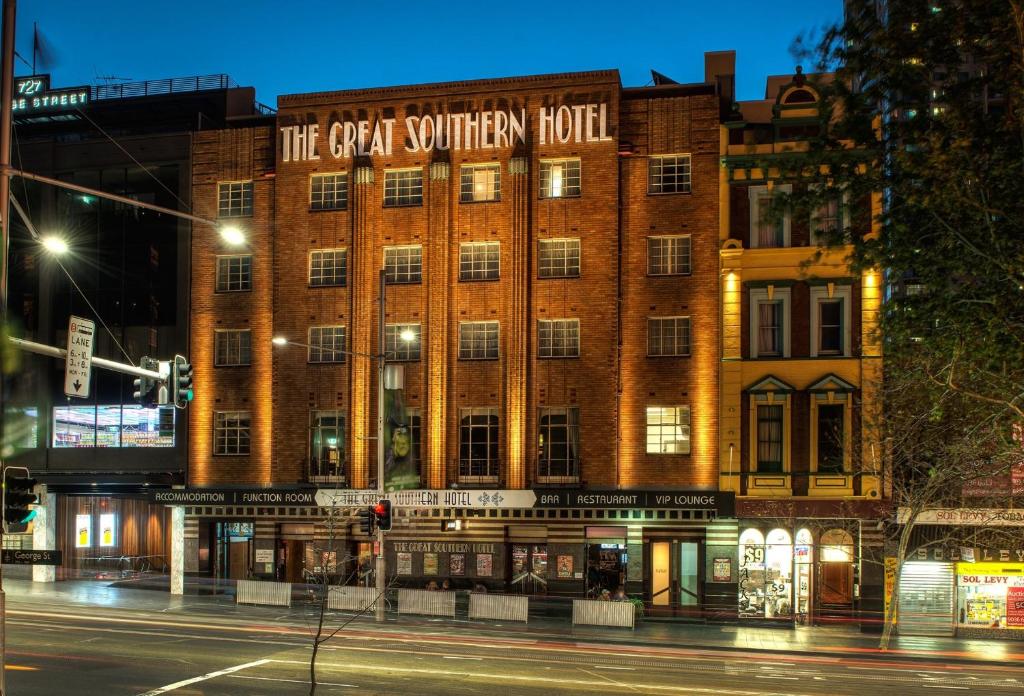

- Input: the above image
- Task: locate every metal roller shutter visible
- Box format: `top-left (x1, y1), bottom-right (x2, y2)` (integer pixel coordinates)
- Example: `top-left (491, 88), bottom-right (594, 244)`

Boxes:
top-left (897, 561), bottom-right (955, 637)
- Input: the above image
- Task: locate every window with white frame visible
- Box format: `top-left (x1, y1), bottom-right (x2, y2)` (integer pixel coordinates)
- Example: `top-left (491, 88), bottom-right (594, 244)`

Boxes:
top-left (648, 317), bottom-right (691, 357)
top-left (647, 236), bottom-right (692, 275)
top-left (538, 407), bottom-right (580, 480)
top-left (810, 185), bottom-right (850, 244)
top-left (217, 181), bottom-right (253, 218)
top-left (383, 168), bottom-right (423, 207)
top-left (648, 154), bottom-right (692, 194)
top-left (309, 410), bottom-right (344, 479)
top-left (214, 411), bottom-right (250, 455)
top-left (810, 285), bottom-right (852, 357)
top-left (750, 287), bottom-right (791, 358)
top-left (307, 326), bottom-right (346, 363)
top-left (310, 173), bottom-right (348, 211)
top-left (538, 239), bottom-right (580, 278)
top-left (214, 329), bottom-right (251, 366)
top-left (756, 403), bottom-right (785, 472)
top-left (460, 164), bottom-right (501, 202)
top-left (748, 184), bottom-right (791, 248)
top-left (813, 395), bottom-right (846, 473)
top-left (538, 319), bottom-right (580, 358)
top-left (645, 406), bottom-right (691, 454)
top-left (459, 242), bottom-right (500, 281)
top-left (459, 407), bottom-right (499, 479)
top-left (383, 245), bottom-right (422, 284)
top-left (459, 321), bottom-right (499, 360)
top-left (386, 323), bottom-right (421, 361)
top-left (309, 249), bottom-right (347, 287)
top-left (215, 255), bottom-right (252, 292)
top-left (539, 159), bottom-right (581, 198)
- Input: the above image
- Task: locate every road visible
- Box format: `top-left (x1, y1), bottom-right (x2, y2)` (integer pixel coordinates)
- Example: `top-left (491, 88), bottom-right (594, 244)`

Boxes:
top-left (3, 598), bottom-right (1024, 695)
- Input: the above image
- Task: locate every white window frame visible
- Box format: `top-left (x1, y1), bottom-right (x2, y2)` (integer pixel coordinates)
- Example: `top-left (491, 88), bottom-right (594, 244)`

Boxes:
top-left (539, 159), bottom-right (581, 198)
top-left (538, 319), bottom-right (580, 358)
top-left (215, 255), bottom-right (252, 293)
top-left (214, 329), bottom-right (251, 367)
top-left (383, 245), bottom-right (423, 284)
top-left (308, 248), bottom-right (347, 287)
top-left (809, 285), bottom-right (852, 357)
top-left (647, 235), bottom-right (692, 275)
top-left (383, 168), bottom-right (423, 207)
top-left (645, 406), bottom-right (691, 455)
top-left (648, 154), bottom-right (692, 194)
top-left (538, 238), bottom-right (581, 278)
top-left (385, 323), bottom-right (421, 361)
top-left (214, 411), bottom-right (251, 456)
top-left (459, 241), bottom-right (500, 281)
top-left (749, 287), bottom-right (791, 358)
top-left (307, 326), bottom-right (347, 363)
top-left (647, 316), bottom-right (691, 357)
top-left (460, 164), bottom-right (501, 202)
top-left (458, 321), bottom-right (499, 360)
top-left (310, 172), bottom-right (348, 211)
top-left (217, 180), bottom-right (253, 218)
top-left (748, 184), bottom-right (792, 249)
top-left (751, 393), bottom-right (790, 473)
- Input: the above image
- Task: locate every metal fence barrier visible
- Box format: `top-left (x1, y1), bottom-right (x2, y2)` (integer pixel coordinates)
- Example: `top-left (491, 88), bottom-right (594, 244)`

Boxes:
top-left (327, 586), bottom-right (378, 613)
top-left (468, 593), bottom-right (529, 623)
top-left (572, 599), bottom-right (635, 629)
top-left (398, 589), bottom-right (456, 618)
top-left (236, 579), bottom-right (291, 607)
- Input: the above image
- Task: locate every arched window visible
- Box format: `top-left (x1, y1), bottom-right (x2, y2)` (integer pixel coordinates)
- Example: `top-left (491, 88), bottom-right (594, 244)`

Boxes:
top-left (783, 88), bottom-right (817, 104)
top-left (821, 528), bottom-right (854, 562)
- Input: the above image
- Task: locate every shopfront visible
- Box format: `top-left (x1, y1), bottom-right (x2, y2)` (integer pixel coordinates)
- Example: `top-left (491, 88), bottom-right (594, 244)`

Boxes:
top-left (956, 562), bottom-right (1024, 638)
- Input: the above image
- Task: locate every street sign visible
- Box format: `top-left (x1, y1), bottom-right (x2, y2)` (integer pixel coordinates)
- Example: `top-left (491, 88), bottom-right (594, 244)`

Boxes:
top-left (2, 549), bottom-right (61, 565)
top-left (316, 489), bottom-right (539, 510)
top-left (64, 315), bottom-right (95, 398)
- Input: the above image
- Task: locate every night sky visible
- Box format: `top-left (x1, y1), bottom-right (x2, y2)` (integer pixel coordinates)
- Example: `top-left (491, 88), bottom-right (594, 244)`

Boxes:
top-left (13, 0), bottom-right (841, 105)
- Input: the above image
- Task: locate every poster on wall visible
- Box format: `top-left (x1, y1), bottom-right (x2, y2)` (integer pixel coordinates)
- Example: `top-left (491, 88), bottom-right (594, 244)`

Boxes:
top-left (423, 552), bottom-right (438, 576)
top-left (476, 554), bottom-right (492, 577)
top-left (1008, 586), bottom-right (1024, 627)
top-left (713, 557), bottom-right (732, 582)
top-left (99, 513), bottom-right (116, 547)
top-left (75, 514), bottom-right (91, 548)
top-left (450, 553), bottom-right (465, 576)
top-left (557, 555), bottom-right (573, 579)
top-left (397, 552), bottom-right (412, 576)
top-left (383, 385), bottom-right (419, 492)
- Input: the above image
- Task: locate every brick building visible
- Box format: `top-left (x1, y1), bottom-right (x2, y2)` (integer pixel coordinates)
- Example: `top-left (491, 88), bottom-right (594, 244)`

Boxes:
top-left (184, 55), bottom-right (737, 611)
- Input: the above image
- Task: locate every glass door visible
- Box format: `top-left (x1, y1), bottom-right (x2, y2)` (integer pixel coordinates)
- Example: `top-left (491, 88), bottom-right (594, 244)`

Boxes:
top-left (511, 544), bottom-right (548, 594)
top-left (679, 542), bottom-right (699, 607)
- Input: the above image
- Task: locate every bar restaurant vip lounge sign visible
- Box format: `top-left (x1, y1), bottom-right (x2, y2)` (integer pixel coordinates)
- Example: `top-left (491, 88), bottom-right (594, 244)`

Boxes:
top-left (280, 102), bottom-right (614, 162)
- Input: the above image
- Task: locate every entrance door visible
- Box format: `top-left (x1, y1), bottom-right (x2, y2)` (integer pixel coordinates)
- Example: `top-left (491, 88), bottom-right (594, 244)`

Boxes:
top-left (228, 539), bottom-right (250, 580)
top-left (679, 542), bottom-right (700, 608)
top-left (284, 540), bottom-right (305, 583)
top-left (511, 544), bottom-right (548, 594)
top-left (897, 562), bottom-right (955, 637)
top-left (652, 542), bottom-right (671, 606)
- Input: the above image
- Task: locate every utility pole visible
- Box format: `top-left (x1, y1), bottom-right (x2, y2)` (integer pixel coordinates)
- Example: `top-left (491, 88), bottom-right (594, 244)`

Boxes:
top-left (0, 2), bottom-right (17, 692)
top-left (375, 268), bottom-right (386, 623)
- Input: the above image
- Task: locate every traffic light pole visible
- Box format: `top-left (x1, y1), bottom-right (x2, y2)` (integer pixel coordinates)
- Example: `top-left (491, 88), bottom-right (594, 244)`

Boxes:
top-left (375, 269), bottom-right (386, 623)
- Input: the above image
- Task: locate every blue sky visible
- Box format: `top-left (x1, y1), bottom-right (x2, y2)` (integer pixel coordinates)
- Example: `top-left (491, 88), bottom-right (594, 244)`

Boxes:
top-left (15, 0), bottom-right (841, 105)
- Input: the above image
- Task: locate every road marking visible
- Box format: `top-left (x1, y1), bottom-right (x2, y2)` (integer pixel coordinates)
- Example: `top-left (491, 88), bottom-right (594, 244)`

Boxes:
top-left (757, 675), bottom-right (799, 680)
top-left (229, 675), bottom-right (357, 688)
top-left (594, 665), bottom-right (635, 671)
top-left (442, 656), bottom-right (483, 660)
top-left (921, 687), bottom-right (969, 691)
top-left (135, 658), bottom-right (271, 695)
top-left (4, 665), bottom-right (38, 671)
top-left (578, 666), bottom-right (642, 693)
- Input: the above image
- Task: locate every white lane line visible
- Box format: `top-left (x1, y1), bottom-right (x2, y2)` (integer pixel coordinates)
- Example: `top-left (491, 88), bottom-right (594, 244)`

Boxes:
top-left (136, 658), bottom-right (271, 695)
top-left (594, 665), bottom-right (635, 671)
top-left (756, 675), bottom-right (799, 680)
top-left (578, 666), bottom-right (642, 694)
top-left (443, 656), bottom-right (483, 661)
top-left (229, 675), bottom-right (358, 688)
top-left (921, 687), bottom-right (969, 691)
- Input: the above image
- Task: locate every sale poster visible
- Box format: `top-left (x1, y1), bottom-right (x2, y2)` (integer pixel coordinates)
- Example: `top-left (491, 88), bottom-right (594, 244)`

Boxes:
top-left (100, 513), bottom-right (116, 547)
top-left (75, 514), bottom-right (91, 548)
top-left (397, 552), bottom-right (412, 575)
top-left (713, 557), bottom-right (732, 582)
top-left (1007, 586), bottom-right (1024, 627)
top-left (557, 555), bottom-right (573, 579)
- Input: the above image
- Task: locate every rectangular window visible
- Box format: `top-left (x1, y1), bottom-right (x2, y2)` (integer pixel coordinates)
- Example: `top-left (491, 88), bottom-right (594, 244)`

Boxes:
top-left (748, 185), bottom-right (791, 248)
top-left (648, 317), bottom-right (691, 357)
top-left (816, 403), bottom-right (845, 473)
top-left (459, 407), bottom-right (499, 479)
top-left (811, 197), bottom-right (841, 243)
top-left (404, 407), bottom-right (423, 484)
top-left (757, 301), bottom-right (783, 357)
top-left (459, 321), bottom-right (499, 360)
top-left (53, 405), bottom-right (174, 448)
top-left (818, 300), bottom-right (843, 355)
top-left (460, 164), bottom-right (501, 202)
top-left (310, 173), bottom-right (348, 211)
top-left (383, 168), bottom-right (423, 207)
top-left (757, 194), bottom-right (785, 247)
top-left (459, 241), bottom-right (500, 281)
top-left (538, 319), bottom-right (580, 358)
top-left (645, 406), bottom-right (691, 454)
top-left (214, 411), bottom-right (250, 455)
top-left (384, 245), bottom-right (423, 284)
top-left (386, 323), bottom-right (421, 361)
top-left (217, 181), bottom-right (253, 218)
top-left (309, 249), bottom-right (347, 287)
top-left (538, 407), bottom-right (580, 480)
top-left (215, 255), bottom-right (252, 292)
top-left (756, 404), bottom-right (784, 473)
top-left (647, 236), bottom-right (691, 275)
top-left (308, 326), bottom-right (346, 363)
top-left (540, 159), bottom-right (581, 198)
top-left (538, 239), bottom-right (580, 278)
top-left (648, 154), bottom-right (692, 194)
top-left (214, 329), bottom-right (251, 366)
top-left (309, 410), bottom-right (344, 480)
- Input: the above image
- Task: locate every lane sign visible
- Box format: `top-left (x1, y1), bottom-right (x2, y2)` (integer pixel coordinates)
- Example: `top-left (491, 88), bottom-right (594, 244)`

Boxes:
top-left (64, 315), bottom-right (95, 398)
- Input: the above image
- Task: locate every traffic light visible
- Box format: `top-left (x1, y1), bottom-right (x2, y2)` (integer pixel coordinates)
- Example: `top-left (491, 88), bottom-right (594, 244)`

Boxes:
top-left (357, 506), bottom-right (376, 536)
top-left (3, 467), bottom-right (38, 534)
top-left (132, 356), bottom-right (160, 407)
top-left (373, 499), bottom-right (392, 532)
top-left (172, 354), bottom-right (194, 409)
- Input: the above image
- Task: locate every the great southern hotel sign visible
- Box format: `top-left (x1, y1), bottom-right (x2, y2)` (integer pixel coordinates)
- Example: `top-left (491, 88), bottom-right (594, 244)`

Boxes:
top-left (280, 103), bottom-right (613, 162)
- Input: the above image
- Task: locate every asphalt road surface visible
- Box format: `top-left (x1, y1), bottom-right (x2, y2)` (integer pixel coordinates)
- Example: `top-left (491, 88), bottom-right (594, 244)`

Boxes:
top-left (4, 599), bottom-right (1024, 695)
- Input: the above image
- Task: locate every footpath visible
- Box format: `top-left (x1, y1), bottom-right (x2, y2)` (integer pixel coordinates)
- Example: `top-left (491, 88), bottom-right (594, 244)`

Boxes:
top-left (4, 576), bottom-right (1019, 667)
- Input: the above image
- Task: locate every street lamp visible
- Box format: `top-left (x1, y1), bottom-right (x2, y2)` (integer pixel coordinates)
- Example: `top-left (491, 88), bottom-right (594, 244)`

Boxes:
top-left (218, 225), bottom-right (246, 246)
top-left (40, 235), bottom-right (69, 255)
